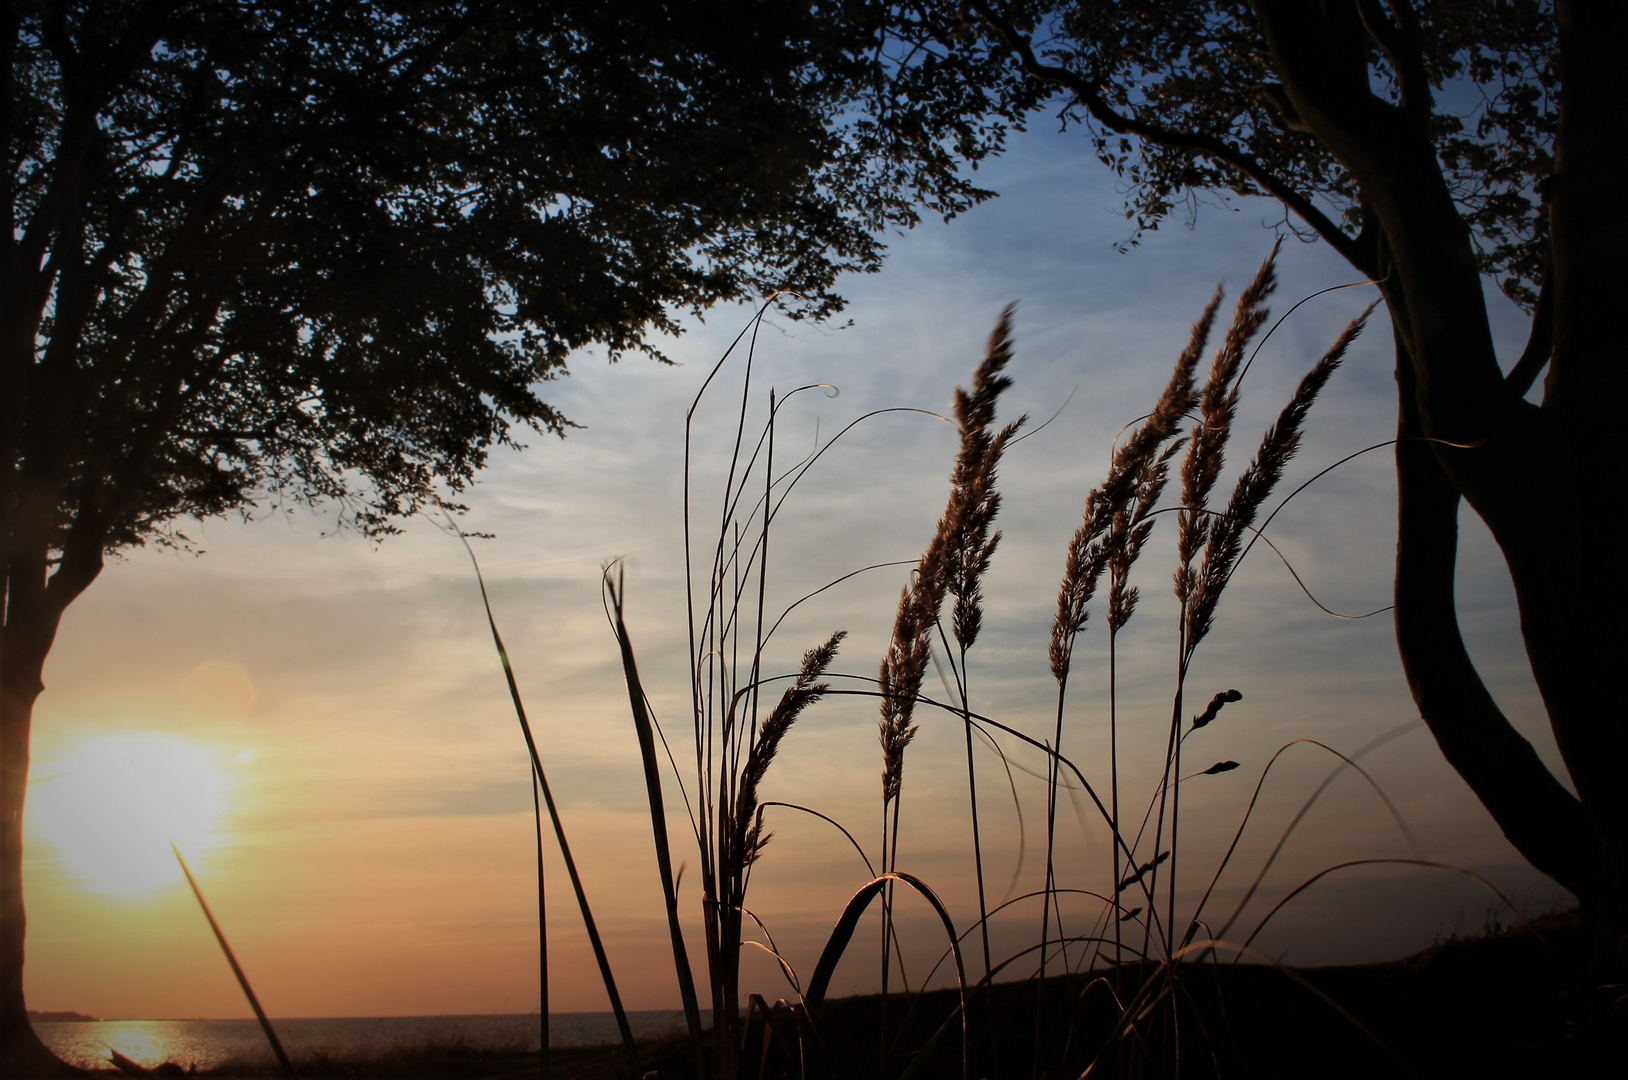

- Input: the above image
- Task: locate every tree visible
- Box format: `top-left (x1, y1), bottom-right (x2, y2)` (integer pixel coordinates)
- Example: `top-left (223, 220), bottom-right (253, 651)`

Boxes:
top-left (1, 2), bottom-right (1025, 1070)
top-left (895, 0), bottom-right (1626, 958)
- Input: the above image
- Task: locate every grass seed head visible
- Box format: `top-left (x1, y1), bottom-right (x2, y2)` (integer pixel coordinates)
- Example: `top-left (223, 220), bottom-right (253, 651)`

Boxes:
top-left (1184, 306), bottom-right (1371, 654)
top-left (882, 308), bottom-right (1022, 800)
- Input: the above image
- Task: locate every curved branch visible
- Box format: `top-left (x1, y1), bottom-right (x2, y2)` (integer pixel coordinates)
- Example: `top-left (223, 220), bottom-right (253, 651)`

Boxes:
top-left (1393, 334), bottom-right (1598, 899)
top-left (1504, 254), bottom-right (1554, 399)
top-left (968, 0), bottom-right (1372, 273)
top-left (1355, 0), bottom-right (1430, 117)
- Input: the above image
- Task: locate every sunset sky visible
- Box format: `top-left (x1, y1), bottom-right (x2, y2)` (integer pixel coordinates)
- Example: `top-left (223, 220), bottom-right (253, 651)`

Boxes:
top-left (23, 122), bottom-right (1560, 1021)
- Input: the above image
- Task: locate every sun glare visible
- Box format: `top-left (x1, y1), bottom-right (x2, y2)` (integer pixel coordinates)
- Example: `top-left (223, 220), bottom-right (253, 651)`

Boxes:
top-left (27, 735), bottom-right (235, 898)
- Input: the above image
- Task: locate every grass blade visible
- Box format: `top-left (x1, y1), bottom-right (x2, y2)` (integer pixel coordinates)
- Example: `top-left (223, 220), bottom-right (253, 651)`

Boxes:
top-left (605, 567), bottom-right (708, 1078)
top-left (447, 521), bottom-right (641, 1079)
top-left (803, 873), bottom-right (969, 1080)
top-left (531, 769), bottom-right (548, 1080)
top-left (170, 843), bottom-right (294, 1078)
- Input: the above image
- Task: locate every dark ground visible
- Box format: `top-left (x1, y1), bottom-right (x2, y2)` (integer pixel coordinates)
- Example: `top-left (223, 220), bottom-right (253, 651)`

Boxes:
top-left (95, 910), bottom-right (1624, 1079)
top-left (635, 908), bottom-right (1625, 1079)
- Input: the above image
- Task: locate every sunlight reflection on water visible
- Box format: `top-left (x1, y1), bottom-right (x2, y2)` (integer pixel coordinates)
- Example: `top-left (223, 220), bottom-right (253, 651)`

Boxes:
top-left (37, 1012), bottom-right (695, 1069)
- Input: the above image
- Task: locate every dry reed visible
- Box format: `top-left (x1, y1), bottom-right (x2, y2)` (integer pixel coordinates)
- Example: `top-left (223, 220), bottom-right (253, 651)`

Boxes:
top-left (1037, 280), bottom-right (1223, 1007)
top-left (1049, 289), bottom-right (1218, 684)
top-left (1173, 243), bottom-right (1281, 613)
top-left (733, 631), bottom-right (845, 873)
top-left (878, 306), bottom-right (1022, 825)
top-left (1184, 306), bottom-right (1375, 655)
top-left (447, 518), bottom-right (639, 1076)
top-left (872, 307), bottom-right (1023, 1072)
top-left (501, 264), bottom-right (1393, 1080)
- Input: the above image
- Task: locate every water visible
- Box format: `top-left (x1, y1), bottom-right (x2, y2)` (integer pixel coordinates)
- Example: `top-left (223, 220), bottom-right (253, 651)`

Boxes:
top-left (35, 1012), bottom-right (699, 1070)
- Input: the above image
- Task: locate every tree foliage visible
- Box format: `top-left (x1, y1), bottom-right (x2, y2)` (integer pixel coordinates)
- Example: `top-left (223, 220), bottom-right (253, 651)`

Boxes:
top-left (4, 0), bottom-right (1030, 557)
top-left (897, 1), bottom-right (1557, 305)
top-left (1, 1), bottom-right (1036, 1067)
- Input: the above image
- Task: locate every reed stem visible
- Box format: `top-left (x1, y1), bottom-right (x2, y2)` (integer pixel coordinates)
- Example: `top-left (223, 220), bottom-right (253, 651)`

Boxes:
top-left (448, 523), bottom-right (642, 1078)
top-left (606, 570), bottom-right (707, 1078)
top-left (532, 771), bottom-right (549, 1080)
top-left (171, 843), bottom-right (294, 1078)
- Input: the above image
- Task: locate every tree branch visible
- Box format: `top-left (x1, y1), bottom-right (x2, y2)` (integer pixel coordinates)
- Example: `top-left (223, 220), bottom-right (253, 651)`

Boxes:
top-left (1255, 0), bottom-right (1517, 443)
top-left (1356, 0), bottom-right (1431, 118)
top-left (968, 0), bottom-right (1373, 275)
top-left (40, 512), bottom-right (104, 632)
top-left (1504, 255), bottom-right (1554, 399)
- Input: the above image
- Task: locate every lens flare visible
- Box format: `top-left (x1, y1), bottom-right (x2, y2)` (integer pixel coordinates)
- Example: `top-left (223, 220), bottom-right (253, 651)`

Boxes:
top-left (27, 735), bottom-right (234, 898)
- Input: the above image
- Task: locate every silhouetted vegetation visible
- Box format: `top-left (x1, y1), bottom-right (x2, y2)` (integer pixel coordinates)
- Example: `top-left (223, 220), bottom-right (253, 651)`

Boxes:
top-left (14, 3), bottom-right (1623, 1077)
top-left (467, 262), bottom-right (1553, 1078)
top-left (2, 3), bottom-right (1022, 1072)
top-left (877, 0), bottom-right (1628, 973)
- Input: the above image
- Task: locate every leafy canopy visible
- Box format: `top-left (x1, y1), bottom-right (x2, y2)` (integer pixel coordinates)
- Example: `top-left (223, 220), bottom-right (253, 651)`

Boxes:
top-left (4, 0), bottom-right (1020, 559)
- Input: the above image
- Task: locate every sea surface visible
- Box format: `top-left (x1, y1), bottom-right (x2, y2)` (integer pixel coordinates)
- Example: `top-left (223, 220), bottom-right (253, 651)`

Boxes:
top-left (35, 1012), bottom-right (700, 1070)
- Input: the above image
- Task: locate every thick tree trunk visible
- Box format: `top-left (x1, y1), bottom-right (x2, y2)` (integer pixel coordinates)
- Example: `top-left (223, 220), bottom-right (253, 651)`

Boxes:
top-left (0, 629), bottom-right (71, 1075)
top-left (1255, 0), bottom-right (1628, 958)
top-left (1393, 0), bottom-right (1628, 961)
top-left (1536, 0), bottom-right (1628, 961)
top-left (1486, 442), bottom-right (1628, 958)
top-left (1392, 333), bottom-right (1598, 901)
top-left (1, 495), bottom-right (102, 1073)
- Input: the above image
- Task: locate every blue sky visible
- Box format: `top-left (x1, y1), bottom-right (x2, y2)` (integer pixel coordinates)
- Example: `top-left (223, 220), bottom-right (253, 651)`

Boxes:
top-left (23, 121), bottom-right (1562, 1019)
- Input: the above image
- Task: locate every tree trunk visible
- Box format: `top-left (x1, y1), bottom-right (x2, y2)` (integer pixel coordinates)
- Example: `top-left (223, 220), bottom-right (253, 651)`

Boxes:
top-left (1391, 331), bottom-right (1598, 901)
top-left (1536, 0), bottom-right (1628, 962)
top-left (1, 496), bottom-right (103, 1073)
top-left (1394, 0), bottom-right (1628, 961)
top-left (1, 626), bottom-right (71, 1074)
top-left (1255, 0), bottom-right (1628, 957)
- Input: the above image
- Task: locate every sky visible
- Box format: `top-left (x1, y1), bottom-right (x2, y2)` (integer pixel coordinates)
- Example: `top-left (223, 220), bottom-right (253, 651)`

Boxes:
top-left (22, 121), bottom-right (1564, 1021)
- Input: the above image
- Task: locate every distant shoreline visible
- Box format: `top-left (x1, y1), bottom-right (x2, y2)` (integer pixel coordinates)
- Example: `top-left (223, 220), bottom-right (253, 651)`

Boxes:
top-left (30, 1009), bottom-right (680, 1023)
top-left (35, 1011), bottom-right (694, 1069)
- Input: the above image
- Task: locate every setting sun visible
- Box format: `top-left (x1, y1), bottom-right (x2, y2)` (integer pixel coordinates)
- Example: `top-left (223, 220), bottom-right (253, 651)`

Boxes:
top-left (27, 735), bottom-right (235, 899)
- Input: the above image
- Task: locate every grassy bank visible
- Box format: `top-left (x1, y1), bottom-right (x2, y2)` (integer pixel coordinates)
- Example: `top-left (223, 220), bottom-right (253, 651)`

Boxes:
top-left (97, 910), bottom-right (1600, 1079)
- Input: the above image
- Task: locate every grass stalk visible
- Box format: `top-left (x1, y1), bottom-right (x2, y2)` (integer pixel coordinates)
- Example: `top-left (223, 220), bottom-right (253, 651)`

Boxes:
top-left (875, 308), bottom-right (1021, 1076)
top-left (531, 770), bottom-right (548, 1080)
top-left (655, 298), bottom-right (868, 1078)
top-left (448, 523), bottom-right (641, 1079)
top-left (803, 873), bottom-right (970, 1080)
top-left (604, 567), bottom-right (708, 1079)
top-left (956, 648), bottom-right (992, 984)
top-left (1108, 632), bottom-right (1122, 981)
top-left (170, 842), bottom-right (294, 1078)
top-left (954, 642), bottom-right (1002, 1080)
top-left (491, 265), bottom-right (1377, 1079)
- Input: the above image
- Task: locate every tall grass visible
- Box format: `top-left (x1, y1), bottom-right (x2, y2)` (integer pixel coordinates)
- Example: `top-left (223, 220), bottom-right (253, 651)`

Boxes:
top-left (452, 256), bottom-right (1518, 1079)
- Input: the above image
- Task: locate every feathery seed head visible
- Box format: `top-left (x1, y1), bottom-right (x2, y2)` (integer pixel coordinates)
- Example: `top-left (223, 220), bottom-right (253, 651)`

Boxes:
top-left (1051, 299), bottom-right (1216, 682)
top-left (1184, 305), bottom-right (1370, 655)
top-left (1190, 688), bottom-right (1243, 731)
top-left (1176, 246), bottom-right (1282, 607)
top-left (737, 630), bottom-right (845, 865)
top-left (883, 309), bottom-right (1022, 800)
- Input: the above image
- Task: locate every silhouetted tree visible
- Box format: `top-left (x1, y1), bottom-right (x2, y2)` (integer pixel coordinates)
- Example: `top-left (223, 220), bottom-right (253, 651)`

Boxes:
top-left (898, 0), bottom-right (1626, 960)
top-left (0, 2), bottom-right (1032, 1071)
